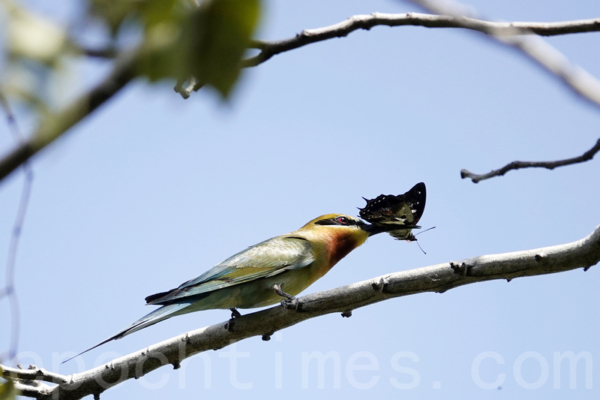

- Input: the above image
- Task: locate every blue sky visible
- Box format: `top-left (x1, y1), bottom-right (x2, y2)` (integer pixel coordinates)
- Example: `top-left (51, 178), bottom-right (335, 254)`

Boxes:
top-left (1, 0), bottom-right (599, 399)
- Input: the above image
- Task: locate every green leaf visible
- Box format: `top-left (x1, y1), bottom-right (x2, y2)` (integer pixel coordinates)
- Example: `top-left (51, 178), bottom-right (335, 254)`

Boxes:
top-left (138, 0), bottom-right (261, 99)
top-left (140, 0), bottom-right (181, 27)
top-left (90, 0), bottom-right (181, 34)
top-left (187, 0), bottom-right (261, 98)
top-left (89, 0), bottom-right (141, 33)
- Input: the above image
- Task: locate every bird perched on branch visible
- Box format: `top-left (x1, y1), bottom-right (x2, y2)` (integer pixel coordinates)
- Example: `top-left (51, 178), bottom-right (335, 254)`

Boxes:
top-left (65, 184), bottom-right (426, 362)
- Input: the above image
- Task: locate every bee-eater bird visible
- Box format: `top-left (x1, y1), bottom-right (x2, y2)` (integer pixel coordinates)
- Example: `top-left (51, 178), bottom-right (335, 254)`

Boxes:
top-left (64, 213), bottom-right (415, 362)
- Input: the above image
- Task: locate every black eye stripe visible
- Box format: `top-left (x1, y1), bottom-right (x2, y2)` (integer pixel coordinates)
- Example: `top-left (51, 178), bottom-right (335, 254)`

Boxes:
top-left (337, 216), bottom-right (358, 226)
top-left (315, 216), bottom-right (359, 226)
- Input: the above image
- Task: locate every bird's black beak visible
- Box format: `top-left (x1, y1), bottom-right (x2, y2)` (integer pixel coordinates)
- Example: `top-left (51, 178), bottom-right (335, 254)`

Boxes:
top-left (359, 220), bottom-right (421, 236)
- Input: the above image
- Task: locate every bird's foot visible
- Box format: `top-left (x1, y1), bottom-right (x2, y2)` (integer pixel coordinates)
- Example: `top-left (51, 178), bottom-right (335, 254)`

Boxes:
top-left (224, 308), bottom-right (242, 331)
top-left (274, 284), bottom-right (301, 311)
top-left (224, 320), bottom-right (235, 331)
top-left (273, 284), bottom-right (293, 299)
top-left (281, 297), bottom-right (301, 310)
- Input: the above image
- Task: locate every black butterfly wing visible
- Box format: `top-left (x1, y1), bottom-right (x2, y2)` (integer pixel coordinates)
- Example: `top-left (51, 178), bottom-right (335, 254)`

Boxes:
top-left (359, 182), bottom-right (426, 241)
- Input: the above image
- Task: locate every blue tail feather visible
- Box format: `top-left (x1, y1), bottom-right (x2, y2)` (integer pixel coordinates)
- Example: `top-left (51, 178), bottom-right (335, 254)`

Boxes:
top-left (62, 303), bottom-right (191, 363)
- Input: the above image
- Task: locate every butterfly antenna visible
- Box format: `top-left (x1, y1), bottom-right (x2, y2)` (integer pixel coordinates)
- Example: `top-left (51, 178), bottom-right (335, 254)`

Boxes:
top-left (415, 226), bottom-right (436, 237)
top-left (416, 240), bottom-right (426, 255)
top-left (413, 226), bottom-right (435, 254)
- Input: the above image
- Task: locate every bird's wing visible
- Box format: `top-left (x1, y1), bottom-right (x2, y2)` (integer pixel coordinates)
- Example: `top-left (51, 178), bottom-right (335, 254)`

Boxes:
top-left (146, 236), bottom-right (314, 305)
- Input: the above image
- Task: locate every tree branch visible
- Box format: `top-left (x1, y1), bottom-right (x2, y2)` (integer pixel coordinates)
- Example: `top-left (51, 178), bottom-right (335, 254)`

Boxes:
top-left (5, 224), bottom-right (600, 400)
top-left (2, 12), bottom-right (599, 179)
top-left (2, 365), bottom-right (68, 384)
top-left (0, 91), bottom-right (34, 361)
top-left (13, 382), bottom-right (52, 400)
top-left (81, 47), bottom-right (118, 59)
top-left (461, 138), bottom-right (600, 183)
top-left (407, 1), bottom-right (600, 110)
top-left (0, 49), bottom-right (137, 184)
top-left (403, 0), bottom-right (600, 179)
top-left (242, 12), bottom-right (600, 68)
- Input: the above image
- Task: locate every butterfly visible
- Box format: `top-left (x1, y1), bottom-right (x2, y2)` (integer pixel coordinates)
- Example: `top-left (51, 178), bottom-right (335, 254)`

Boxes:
top-left (358, 182), bottom-right (426, 241)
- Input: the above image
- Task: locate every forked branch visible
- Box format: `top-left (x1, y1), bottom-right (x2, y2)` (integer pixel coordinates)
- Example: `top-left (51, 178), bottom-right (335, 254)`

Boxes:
top-left (2, 11), bottom-right (600, 180)
top-left (242, 13), bottom-right (600, 68)
top-left (461, 138), bottom-right (600, 183)
top-left (0, 50), bottom-right (137, 184)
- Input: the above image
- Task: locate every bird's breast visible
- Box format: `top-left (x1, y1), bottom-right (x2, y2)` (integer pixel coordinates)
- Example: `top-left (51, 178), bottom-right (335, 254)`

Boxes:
top-left (328, 234), bottom-right (360, 267)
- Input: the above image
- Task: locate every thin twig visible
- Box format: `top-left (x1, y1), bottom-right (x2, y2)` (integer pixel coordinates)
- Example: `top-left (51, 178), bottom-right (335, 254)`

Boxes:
top-left (461, 138), bottom-right (600, 183)
top-left (13, 381), bottom-right (52, 399)
top-left (81, 46), bottom-right (118, 59)
top-left (4, 224), bottom-right (600, 400)
top-left (406, 1), bottom-right (600, 110)
top-left (1, 365), bottom-right (68, 384)
top-left (404, 0), bottom-right (600, 179)
top-left (0, 49), bottom-right (137, 184)
top-left (241, 13), bottom-right (600, 68)
top-left (0, 91), bottom-right (34, 361)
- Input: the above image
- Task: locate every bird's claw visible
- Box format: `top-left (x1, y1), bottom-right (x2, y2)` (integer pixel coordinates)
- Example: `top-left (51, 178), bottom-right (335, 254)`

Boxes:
top-left (273, 284), bottom-right (290, 298)
top-left (224, 308), bottom-right (242, 331)
top-left (280, 297), bottom-right (301, 311)
top-left (224, 319), bottom-right (236, 331)
top-left (274, 284), bottom-right (302, 311)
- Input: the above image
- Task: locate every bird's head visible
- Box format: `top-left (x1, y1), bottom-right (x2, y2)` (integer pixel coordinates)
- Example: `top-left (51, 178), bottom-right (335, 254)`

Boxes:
top-left (290, 214), bottom-right (369, 267)
top-left (290, 213), bottom-right (414, 273)
top-left (302, 214), bottom-right (409, 237)
top-left (294, 213), bottom-right (403, 266)
top-left (301, 214), bottom-right (367, 234)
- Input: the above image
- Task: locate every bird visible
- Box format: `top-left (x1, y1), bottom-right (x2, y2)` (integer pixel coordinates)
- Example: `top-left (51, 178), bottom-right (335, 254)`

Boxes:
top-left (63, 213), bottom-right (413, 363)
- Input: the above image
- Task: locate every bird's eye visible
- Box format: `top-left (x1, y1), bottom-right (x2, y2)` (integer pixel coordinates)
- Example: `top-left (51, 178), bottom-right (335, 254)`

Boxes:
top-left (336, 216), bottom-right (349, 225)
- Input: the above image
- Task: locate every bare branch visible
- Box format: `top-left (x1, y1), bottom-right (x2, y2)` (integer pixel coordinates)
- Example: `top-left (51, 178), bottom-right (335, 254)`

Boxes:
top-left (2, 365), bottom-right (68, 384)
top-left (403, 0), bottom-right (600, 179)
top-left (13, 381), bottom-right (52, 399)
top-left (242, 12), bottom-right (600, 68)
top-left (461, 138), bottom-right (600, 183)
top-left (4, 224), bottom-right (600, 400)
top-left (0, 92), bottom-right (34, 361)
top-left (0, 49), bottom-right (137, 184)
top-left (81, 47), bottom-right (118, 59)
top-left (407, 1), bottom-right (600, 110)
